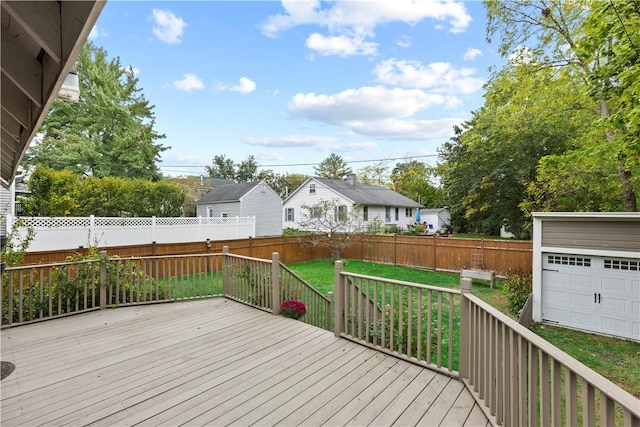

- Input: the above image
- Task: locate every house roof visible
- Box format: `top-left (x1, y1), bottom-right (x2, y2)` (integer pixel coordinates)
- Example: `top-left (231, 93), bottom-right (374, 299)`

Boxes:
top-left (196, 181), bottom-right (261, 204)
top-left (312, 177), bottom-right (422, 208)
top-left (1, 1), bottom-right (105, 188)
top-left (421, 208), bottom-right (449, 214)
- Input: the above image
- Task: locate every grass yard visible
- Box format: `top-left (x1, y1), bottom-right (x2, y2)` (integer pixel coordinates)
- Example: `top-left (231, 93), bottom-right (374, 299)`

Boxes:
top-left (287, 259), bottom-right (640, 399)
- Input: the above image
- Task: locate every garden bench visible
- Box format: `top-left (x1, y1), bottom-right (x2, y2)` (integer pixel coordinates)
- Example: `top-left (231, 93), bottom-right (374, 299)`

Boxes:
top-left (460, 268), bottom-right (495, 288)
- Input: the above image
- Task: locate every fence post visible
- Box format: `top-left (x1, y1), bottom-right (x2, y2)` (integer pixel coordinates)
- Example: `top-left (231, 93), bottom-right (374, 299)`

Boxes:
top-left (222, 245), bottom-right (229, 296)
top-left (459, 277), bottom-right (472, 380)
top-left (272, 252), bottom-right (280, 315)
top-left (152, 216), bottom-right (157, 243)
top-left (334, 260), bottom-right (344, 337)
top-left (327, 291), bottom-right (334, 331)
top-left (100, 250), bottom-right (107, 309)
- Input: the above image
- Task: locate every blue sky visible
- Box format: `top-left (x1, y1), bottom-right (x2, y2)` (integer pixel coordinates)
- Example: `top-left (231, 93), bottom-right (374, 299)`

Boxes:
top-left (89, 1), bottom-right (502, 177)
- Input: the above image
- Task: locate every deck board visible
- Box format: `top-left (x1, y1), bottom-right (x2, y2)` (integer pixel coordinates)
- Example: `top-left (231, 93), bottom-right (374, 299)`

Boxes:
top-left (1, 298), bottom-right (490, 426)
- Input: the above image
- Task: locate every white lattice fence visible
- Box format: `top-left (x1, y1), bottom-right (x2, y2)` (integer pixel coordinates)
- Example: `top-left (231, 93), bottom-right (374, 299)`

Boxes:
top-left (6, 215), bottom-right (256, 251)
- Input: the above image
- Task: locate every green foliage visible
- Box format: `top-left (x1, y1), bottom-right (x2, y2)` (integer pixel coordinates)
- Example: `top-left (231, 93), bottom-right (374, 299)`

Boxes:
top-left (2, 248), bottom-right (167, 324)
top-left (357, 161), bottom-right (391, 187)
top-left (23, 166), bottom-right (185, 217)
top-left (26, 42), bottom-right (166, 180)
top-left (314, 153), bottom-right (353, 179)
top-left (483, 0), bottom-right (638, 211)
top-left (391, 160), bottom-right (443, 208)
top-left (1, 219), bottom-right (35, 267)
top-left (502, 270), bottom-right (532, 315)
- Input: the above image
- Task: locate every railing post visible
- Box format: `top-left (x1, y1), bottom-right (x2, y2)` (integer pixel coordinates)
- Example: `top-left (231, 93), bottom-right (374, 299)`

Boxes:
top-left (334, 260), bottom-right (345, 337)
top-left (459, 277), bottom-right (472, 380)
top-left (222, 246), bottom-right (229, 296)
top-left (327, 291), bottom-right (334, 331)
top-left (100, 250), bottom-right (107, 309)
top-left (272, 252), bottom-right (280, 315)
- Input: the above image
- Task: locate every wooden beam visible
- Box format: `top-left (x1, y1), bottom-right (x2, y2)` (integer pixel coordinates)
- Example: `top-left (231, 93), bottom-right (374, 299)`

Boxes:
top-left (1, 1), bottom-right (61, 63)
top-left (1, 25), bottom-right (42, 107)
top-left (1, 74), bottom-right (32, 128)
top-left (0, 111), bottom-right (21, 143)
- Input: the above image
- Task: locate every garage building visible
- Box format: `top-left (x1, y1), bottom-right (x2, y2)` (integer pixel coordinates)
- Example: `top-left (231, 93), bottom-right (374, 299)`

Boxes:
top-left (532, 212), bottom-right (640, 341)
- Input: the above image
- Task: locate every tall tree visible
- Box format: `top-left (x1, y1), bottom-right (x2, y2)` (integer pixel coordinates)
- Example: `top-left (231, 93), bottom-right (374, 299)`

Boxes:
top-left (438, 64), bottom-right (593, 237)
top-left (236, 155), bottom-right (260, 182)
top-left (26, 42), bottom-right (166, 180)
top-left (484, 0), bottom-right (638, 211)
top-left (357, 162), bottom-right (391, 187)
top-left (390, 160), bottom-right (442, 208)
top-left (314, 153), bottom-right (353, 179)
top-left (205, 155), bottom-right (236, 180)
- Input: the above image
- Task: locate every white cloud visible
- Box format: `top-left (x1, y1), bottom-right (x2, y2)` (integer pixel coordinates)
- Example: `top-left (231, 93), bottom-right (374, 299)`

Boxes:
top-left (261, 0), bottom-right (472, 37)
top-left (374, 58), bottom-right (484, 94)
top-left (124, 66), bottom-right (140, 77)
top-left (152, 9), bottom-right (187, 44)
top-left (172, 74), bottom-right (204, 91)
top-left (89, 25), bottom-right (107, 40)
top-left (463, 48), bottom-right (482, 61)
top-left (217, 77), bottom-right (257, 94)
top-left (306, 31), bottom-right (377, 57)
top-left (256, 150), bottom-right (286, 161)
top-left (349, 118), bottom-right (463, 140)
top-left (245, 135), bottom-right (377, 152)
top-left (289, 86), bottom-right (458, 126)
top-left (245, 135), bottom-right (337, 147)
top-left (230, 77), bottom-right (257, 94)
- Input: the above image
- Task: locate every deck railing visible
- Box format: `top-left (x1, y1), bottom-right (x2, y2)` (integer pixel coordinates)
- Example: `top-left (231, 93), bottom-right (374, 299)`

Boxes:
top-left (458, 278), bottom-right (640, 427)
top-left (223, 250), bottom-right (332, 330)
top-left (1, 252), bottom-right (226, 327)
top-left (334, 260), bottom-right (461, 377)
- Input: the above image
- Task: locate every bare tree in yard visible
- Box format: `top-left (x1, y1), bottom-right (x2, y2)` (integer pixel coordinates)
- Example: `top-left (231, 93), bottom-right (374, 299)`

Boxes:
top-left (297, 198), bottom-right (367, 260)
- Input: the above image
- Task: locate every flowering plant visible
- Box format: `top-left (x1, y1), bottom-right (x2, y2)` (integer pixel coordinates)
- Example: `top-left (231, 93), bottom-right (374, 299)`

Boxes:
top-left (280, 300), bottom-right (306, 320)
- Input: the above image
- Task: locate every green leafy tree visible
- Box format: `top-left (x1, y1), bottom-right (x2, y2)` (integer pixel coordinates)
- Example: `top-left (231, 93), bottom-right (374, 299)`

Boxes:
top-left (314, 153), bottom-right (353, 179)
top-left (264, 173), bottom-right (308, 199)
top-left (24, 167), bottom-right (185, 217)
top-left (438, 65), bottom-right (593, 237)
top-left (236, 155), bottom-right (260, 182)
top-left (357, 162), bottom-right (391, 187)
top-left (26, 42), bottom-right (166, 180)
top-left (484, 0), bottom-right (638, 211)
top-left (390, 160), bottom-right (443, 208)
top-left (205, 155), bottom-right (236, 180)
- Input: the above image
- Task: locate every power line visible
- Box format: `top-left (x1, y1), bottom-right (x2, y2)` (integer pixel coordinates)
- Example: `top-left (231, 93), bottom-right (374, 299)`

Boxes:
top-left (159, 153), bottom-right (438, 170)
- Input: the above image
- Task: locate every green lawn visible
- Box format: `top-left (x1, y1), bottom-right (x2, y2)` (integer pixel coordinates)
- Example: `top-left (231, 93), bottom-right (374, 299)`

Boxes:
top-left (287, 259), bottom-right (640, 399)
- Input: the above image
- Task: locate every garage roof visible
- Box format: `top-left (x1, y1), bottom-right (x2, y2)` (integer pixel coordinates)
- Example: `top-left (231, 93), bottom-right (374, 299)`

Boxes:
top-left (1, 1), bottom-right (105, 188)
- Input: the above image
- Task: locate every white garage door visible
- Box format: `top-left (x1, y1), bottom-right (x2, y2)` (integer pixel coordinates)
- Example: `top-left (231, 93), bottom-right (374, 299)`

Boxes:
top-left (542, 253), bottom-right (640, 341)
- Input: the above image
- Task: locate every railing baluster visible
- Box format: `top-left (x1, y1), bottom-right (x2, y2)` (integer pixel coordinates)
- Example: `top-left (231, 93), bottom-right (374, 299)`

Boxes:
top-left (582, 379), bottom-right (595, 427)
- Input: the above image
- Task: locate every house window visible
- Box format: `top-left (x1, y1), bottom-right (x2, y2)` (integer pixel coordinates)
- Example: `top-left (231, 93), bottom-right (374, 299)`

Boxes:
top-left (207, 206), bottom-right (214, 217)
top-left (385, 206), bottom-right (391, 222)
top-left (405, 208), bottom-right (413, 217)
top-left (363, 206), bottom-right (369, 221)
top-left (604, 259), bottom-right (639, 271)
top-left (221, 212), bottom-right (228, 218)
top-left (548, 255), bottom-right (591, 267)
top-left (335, 205), bottom-right (347, 222)
top-left (285, 208), bottom-right (294, 222)
top-left (395, 208), bottom-right (399, 221)
top-left (309, 183), bottom-right (316, 194)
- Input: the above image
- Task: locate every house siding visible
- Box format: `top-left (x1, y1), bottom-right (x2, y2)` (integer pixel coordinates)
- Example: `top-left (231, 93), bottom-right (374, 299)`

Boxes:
top-left (241, 183), bottom-right (282, 236)
top-left (1, 186), bottom-right (10, 237)
top-left (542, 220), bottom-right (640, 253)
top-left (283, 178), bottom-right (420, 232)
top-left (198, 201), bottom-right (241, 218)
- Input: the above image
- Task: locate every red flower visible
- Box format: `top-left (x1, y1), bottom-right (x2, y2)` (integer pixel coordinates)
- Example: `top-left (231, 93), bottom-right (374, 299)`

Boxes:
top-left (280, 300), bottom-right (306, 319)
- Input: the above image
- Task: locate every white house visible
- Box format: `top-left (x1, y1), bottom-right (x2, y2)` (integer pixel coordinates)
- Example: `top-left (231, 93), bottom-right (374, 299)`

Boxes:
top-left (532, 212), bottom-right (640, 341)
top-left (283, 175), bottom-right (422, 232)
top-left (195, 181), bottom-right (282, 237)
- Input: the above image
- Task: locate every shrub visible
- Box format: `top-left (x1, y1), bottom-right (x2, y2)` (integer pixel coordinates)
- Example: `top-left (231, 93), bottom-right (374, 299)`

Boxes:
top-left (503, 270), bottom-right (532, 315)
top-left (280, 300), bottom-right (306, 319)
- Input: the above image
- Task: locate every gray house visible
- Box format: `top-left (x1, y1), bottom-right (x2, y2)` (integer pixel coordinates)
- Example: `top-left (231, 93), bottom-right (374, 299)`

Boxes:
top-left (196, 181), bottom-right (282, 237)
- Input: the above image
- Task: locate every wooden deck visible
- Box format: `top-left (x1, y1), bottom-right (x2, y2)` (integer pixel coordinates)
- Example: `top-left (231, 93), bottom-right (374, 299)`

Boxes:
top-left (1, 299), bottom-right (490, 426)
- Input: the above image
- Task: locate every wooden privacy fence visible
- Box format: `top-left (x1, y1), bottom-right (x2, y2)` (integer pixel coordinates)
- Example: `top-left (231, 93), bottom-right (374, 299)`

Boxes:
top-left (20, 234), bottom-right (532, 277)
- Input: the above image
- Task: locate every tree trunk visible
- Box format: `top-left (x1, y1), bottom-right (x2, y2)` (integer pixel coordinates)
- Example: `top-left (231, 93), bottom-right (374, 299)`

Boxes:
top-left (600, 100), bottom-right (637, 212)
